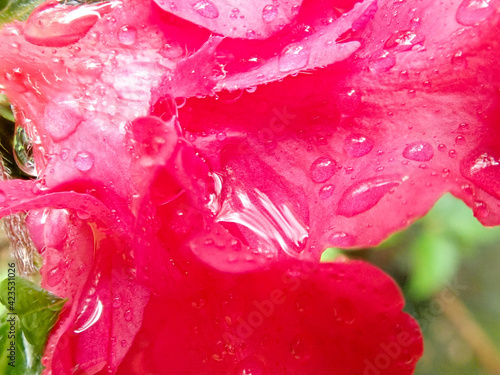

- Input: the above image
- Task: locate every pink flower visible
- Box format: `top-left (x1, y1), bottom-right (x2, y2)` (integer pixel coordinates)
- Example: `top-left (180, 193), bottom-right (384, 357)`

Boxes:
top-left (1, 0), bottom-right (498, 372)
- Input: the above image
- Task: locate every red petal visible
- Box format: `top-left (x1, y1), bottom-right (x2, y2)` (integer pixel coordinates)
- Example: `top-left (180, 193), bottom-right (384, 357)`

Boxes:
top-left (118, 259), bottom-right (422, 375)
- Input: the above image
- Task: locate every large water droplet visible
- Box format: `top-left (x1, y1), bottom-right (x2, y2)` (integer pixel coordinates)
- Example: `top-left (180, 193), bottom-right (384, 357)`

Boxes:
top-left (117, 25), bottom-right (137, 46)
top-left (44, 98), bottom-right (82, 141)
top-left (384, 30), bottom-right (424, 52)
top-left (344, 133), bottom-right (374, 158)
top-left (13, 126), bottom-right (37, 177)
top-left (337, 176), bottom-right (401, 217)
top-left (24, 1), bottom-right (118, 47)
top-left (193, 0), bottom-right (219, 19)
top-left (309, 157), bottom-right (336, 183)
top-left (278, 43), bottom-right (310, 72)
top-left (73, 151), bottom-right (95, 172)
top-left (456, 0), bottom-right (494, 26)
top-left (262, 4), bottom-right (278, 23)
top-left (403, 141), bottom-right (434, 162)
top-left (461, 147), bottom-right (500, 199)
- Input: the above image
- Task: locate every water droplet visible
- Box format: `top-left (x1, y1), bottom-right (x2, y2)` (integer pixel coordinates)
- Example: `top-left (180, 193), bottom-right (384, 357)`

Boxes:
top-left (290, 335), bottom-right (313, 361)
top-left (278, 43), bottom-right (310, 72)
top-left (474, 200), bottom-right (489, 220)
top-left (120, 339), bottom-right (127, 347)
top-left (455, 135), bottom-right (466, 145)
top-left (456, 0), bottom-right (494, 26)
top-left (336, 88), bottom-right (362, 114)
top-left (124, 309), bottom-right (133, 322)
top-left (344, 133), bottom-right (374, 158)
top-left (59, 148), bottom-right (70, 161)
top-left (159, 42), bottom-right (185, 60)
top-left (73, 151), bottom-right (95, 172)
top-left (47, 265), bottom-right (65, 287)
top-left (291, 4), bottom-right (301, 15)
top-left (438, 143), bottom-right (447, 152)
top-left (403, 141), bottom-right (434, 161)
top-left (262, 4), bottom-right (278, 23)
top-left (460, 148), bottom-right (500, 199)
top-left (77, 210), bottom-right (91, 220)
top-left (234, 357), bottom-right (266, 374)
top-left (24, 1), bottom-right (117, 47)
top-left (333, 297), bottom-right (357, 324)
top-left (44, 98), bottom-right (82, 141)
top-left (193, 0), bottom-right (219, 19)
top-left (246, 29), bottom-right (256, 39)
top-left (319, 185), bottom-right (335, 199)
top-left (384, 30), bottom-right (424, 52)
top-left (337, 176), bottom-right (401, 217)
top-left (75, 59), bottom-right (103, 84)
top-left (216, 132), bottom-right (227, 141)
top-left (13, 126), bottom-right (37, 177)
top-left (328, 232), bottom-right (356, 247)
top-left (448, 149), bottom-right (457, 158)
top-left (117, 25), bottom-right (137, 46)
top-left (459, 122), bottom-right (470, 132)
top-left (451, 51), bottom-right (468, 69)
top-left (112, 294), bottom-right (121, 308)
top-left (369, 50), bottom-right (396, 73)
top-left (309, 156), bottom-right (336, 183)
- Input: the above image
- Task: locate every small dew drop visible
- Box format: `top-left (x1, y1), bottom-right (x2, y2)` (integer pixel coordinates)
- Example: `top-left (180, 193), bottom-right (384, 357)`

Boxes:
top-left (402, 141), bottom-right (434, 162)
top-left (319, 185), bottom-right (335, 199)
top-left (193, 0), bottom-right (219, 19)
top-left (234, 357), bottom-right (265, 375)
top-left (278, 43), bottom-right (310, 72)
top-left (384, 30), bottom-right (423, 52)
top-left (328, 232), bottom-right (356, 247)
top-left (246, 29), bottom-right (256, 39)
top-left (73, 151), bottom-right (95, 172)
top-left (117, 25), bottom-right (137, 46)
top-left (455, 135), bottom-right (466, 145)
top-left (124, 309), bottom-right (133, 322)
top-left (451, 51), bottom-right (468, 69)
top-left (47, 266), bottom-right (65, 287)
top-left (309, 156), bottom-right (336, 183)
top-left (344, 133), bottom-right (374, 158)
top-left (262, 4), bottom-right (278, 23)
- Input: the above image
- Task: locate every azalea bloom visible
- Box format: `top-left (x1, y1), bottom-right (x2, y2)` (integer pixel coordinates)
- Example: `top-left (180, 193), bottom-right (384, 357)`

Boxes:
top-left (0, 0), bottom-right (499, 373)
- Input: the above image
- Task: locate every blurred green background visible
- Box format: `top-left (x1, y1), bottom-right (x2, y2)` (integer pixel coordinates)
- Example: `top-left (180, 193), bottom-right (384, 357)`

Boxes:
top-left (323, 194), bottom-right (500, 374)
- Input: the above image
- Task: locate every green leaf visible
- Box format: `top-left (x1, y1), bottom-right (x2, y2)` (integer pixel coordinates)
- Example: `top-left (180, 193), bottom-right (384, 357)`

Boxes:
top-left (407, 234), bottom-right (459, 300)
top-left (0, 277), bottom-right (66, 374)
top-left (0, 0), bottom-right (44, 25)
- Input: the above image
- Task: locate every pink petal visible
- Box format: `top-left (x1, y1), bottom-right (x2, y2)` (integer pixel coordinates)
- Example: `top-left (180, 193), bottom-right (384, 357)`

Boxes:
top-left (154, 0), bottom-right (303, 39)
